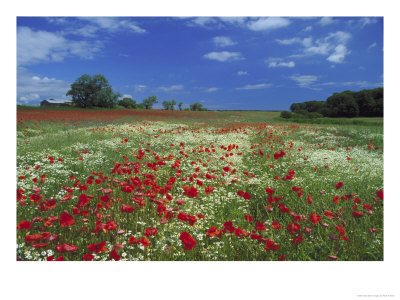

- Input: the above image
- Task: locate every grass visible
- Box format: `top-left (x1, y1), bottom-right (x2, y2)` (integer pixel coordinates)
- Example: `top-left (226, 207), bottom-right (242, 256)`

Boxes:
top-left (16, 109), bottom-right (383, 261)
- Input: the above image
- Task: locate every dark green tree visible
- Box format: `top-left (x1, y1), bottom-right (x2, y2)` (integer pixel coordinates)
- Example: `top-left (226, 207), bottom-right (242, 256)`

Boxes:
top-left (162, 100), bottom-right (172, 110)
top-left (189, 102), bottom-right (207, 111)
top-left (178, 101), bottom-right (183, 111)
top-left (326, 92), bottom-right (359, 117)
top-left (142, 96), bottom-right (158, 109)
top-left (118, 97), bottom-right (137, 109)
top-left (66, 74), bottom-right (120, 108)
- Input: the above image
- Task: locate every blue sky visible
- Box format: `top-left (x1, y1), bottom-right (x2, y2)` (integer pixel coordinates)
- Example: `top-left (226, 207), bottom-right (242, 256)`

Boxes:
top-left (17, 16), bottom-right (383, 110)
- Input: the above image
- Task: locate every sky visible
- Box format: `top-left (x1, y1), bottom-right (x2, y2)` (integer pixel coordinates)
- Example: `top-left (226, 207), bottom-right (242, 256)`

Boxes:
top-left (17, 16), bottom-right (383, 110)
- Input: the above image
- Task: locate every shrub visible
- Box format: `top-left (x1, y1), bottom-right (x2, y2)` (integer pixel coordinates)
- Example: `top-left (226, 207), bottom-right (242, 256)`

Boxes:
top-left (280, 111), bottom-right (293, 119)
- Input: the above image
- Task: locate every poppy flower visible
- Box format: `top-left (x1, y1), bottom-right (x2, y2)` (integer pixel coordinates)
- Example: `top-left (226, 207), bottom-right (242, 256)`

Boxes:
top-left (287, 223), bottom-right (300, 235)
top-left (179, 232), bottom-right (197, 250)
top-left (139, 237), bottom-right (151, 247)
top-left (87, 241), bottom-right (108, 253)
top-left (55, 243), bottom-right (78, 253)
top-left (244, 215), bottom-right (253, 222)
top-left (255, 222), bottom-right (267, 231)
top-left (109, 248), bottom-right (121, 261)
top-left (291, 235), bottom-right (305, 244)
top-left (377, 189), bottom-right (383, 200)
top-left (144, 227), bottom-right (158, 237)
top-left (59, 212), bottom-right (75, 227)
top-left (47, 256), bottom-right (64, 261)
top-left (352, 211), bottom-right (364, 218)
top-left (265, 239), bottom-right (280, 251)
top-left (324, 210), bottom-right (335, 219)
top-left (182, 185), bottom-right (198, 198)
top-left (271, 220), bottom-right (282, 230)
top-left (206, 226), bottom-right (223, 238)
top-left (309, 212), bottom-right (321, 225)
top-left (223, 221), bottom-right (235, 233)
top-left (83, 253), bottom-right (94, 261)
top-left (17, 221), bottom-right (32, 230)
top-left (265, 188), bottom-right (275, 194)
top-left (121, 204), bottom-right (134, 213)
top-left (234, 227), bottom-right (249, 238)
top-left (205, 185), bottom-right (214, 195)
top-left (335, 182), bottom-right (343, 189)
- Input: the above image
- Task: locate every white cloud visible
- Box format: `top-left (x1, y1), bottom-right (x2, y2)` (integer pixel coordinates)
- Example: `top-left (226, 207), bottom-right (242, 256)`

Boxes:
top-left (134, 84), bottom-right (147, 92)
top-left (203, 51), bottom-right (243, 62)
top-left (290, 75), bottom-right (318, 88)
top-left (368, 42), bottom-right (377, 50)
top-left (17, 67), bottom-right (70, 103)
top-left (17, 26), bottom-right (102, 66)
top-left (237, 71), bottom-right (248, 76)
top-left (359, 17), bottom-right (378, 28)
top-left (158, 85), bottom-right (184, 92)
top-left (318, 17), bottom-right (335, 26)
top-left (205, 87), bottom-right (219, 92)
top-left (269, 61), bottom-right (295, 68)
top-left (121, 94), bottom-right (133, 99)
top-left (327, 44), bottom-right (349, 63)
top-left (78, 17), bottom-right (146, 34)
top-left (247, 17), bottom-right (291, 31)
top-left (326, 31), bottom-right (351, 44)
top-left (213, 36), bottom-right (236, 47)
top-left (186, 17), bottom-right (218, 28)
top-left (236, 83), bottom-right (272, 90)
top-left (304, 26), bottom-right (313, 32)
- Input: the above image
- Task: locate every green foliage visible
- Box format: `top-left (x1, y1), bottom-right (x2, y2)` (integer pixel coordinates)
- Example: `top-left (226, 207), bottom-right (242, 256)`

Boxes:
top-left (280, 111), bottom-right (293, 119)
top-left (142, 96), bottom-right (158, 109)
top-left (162, 99), bottom-right (177, 110)
top-left (178, 101), bottom-right (183, 111)
top-left (189, 102), bottom-right (207, 111)
top-left (66, 74), bottom-right (120, 108)
top-left (118, 97), bottom-right (137, 109)
top-left (290, 88), bottom-right (383, 118)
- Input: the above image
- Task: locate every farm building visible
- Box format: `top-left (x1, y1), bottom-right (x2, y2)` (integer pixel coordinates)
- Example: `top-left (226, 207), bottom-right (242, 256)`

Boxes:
top-left (40, 99), bottom-right (73, 107)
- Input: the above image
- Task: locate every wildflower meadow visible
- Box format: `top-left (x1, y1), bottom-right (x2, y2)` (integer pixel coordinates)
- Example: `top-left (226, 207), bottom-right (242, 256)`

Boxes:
top-left (16, 109), bottom-right (383, 261)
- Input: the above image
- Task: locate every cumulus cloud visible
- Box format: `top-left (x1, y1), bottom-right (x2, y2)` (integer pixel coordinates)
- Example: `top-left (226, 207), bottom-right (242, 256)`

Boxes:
top-left (268, 61), bottom-right (295, 68)
top-left (237, 71), bottom-right (248, 76)
top-left (203, 51), bottom-right (244, 62)
top-left (280, 31), bottom-right (352, 63)
top-left (318, 17), bottom-right (335, 26)
top-left (289, 75), bottom-right (318, 88)
top-left (17, 26), bottom-right (103, 66)
top-left (327, 44), bottom-right (350, 63)
top-left (247, 17), bottom-right (291, 31)
top-left (213, 36), bottom-right (236, 47)
top-left (78, 17), bottom-right (147, 34)
top-left (134, 84), bottom-right (147, 92)
top-left (236, 83), bottom-right (272, 90)
top-left (17, 67), bottom-right (70, 103)
top-left (368, 42), bottom-right (377, 50)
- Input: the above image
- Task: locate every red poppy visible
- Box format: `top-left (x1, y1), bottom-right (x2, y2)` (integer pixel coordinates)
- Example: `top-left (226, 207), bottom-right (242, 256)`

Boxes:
top-left (180, 232), bottom-right (197, 250)
top-left (139, 237), bottom-right (151, 247)
top-left (243, 192), bottom-right (251, 200)
top-left (25, 233), bottom-right (42, 243)
top-left (47, 255), bottom-right (64, 261)
top-left (109, 248), bottom-right (121, 261)
top-left (104, 220), bottom-right (118, 231)
top-left (271, 220), bottom-right (282, 230)
top-left (265, 239), bottom-right (280, 251)
top-left (59, 212), bottom-right (75, 227)
top-left (352, 211), bottom-right (364, 218)
top-left (287, 223), bottom-right (300, 235)
top-left (121, 204), bottom-right (134, 213)
top-left (234, 227), bottom-right (249, 238)
top-left (55, 243), bottom-right (78, 253)
top-left (144, 227), bottom-right (158, 237)
top-left (17, 220), bottom-right (32, 230)
top-left (377, 189), bottom-right (383, 200)
top-left (244, 215), bottom-right (253, 222)
top-left (223, 221), bottom-right (235, 233)
top-left (205, 185), bottom-right (214, 195)
top-left (83, 253), bottom-right (94, 261)
top-left (87, 241), bottom-right (108, 253)
top-left (182, 185), bottom-right (198, 198)
top-left (291, 235), bottom-right (305, 244)
top-left (335, 181), bottom-right (343, 189)
top-left (309, 212), bottom-right (321, 225)
top-left (206, 226), bottom-right (223, 238)
top-left (324, 210), bottom-right (335, 219)
top-left (265, 188), bottom-right (275, 194)
top-left (255, 222), bottom-right (267, 231)
top-left (32, 242), bottom-right (49, 248)
top-left (333, 196), bottom-right (339, 204)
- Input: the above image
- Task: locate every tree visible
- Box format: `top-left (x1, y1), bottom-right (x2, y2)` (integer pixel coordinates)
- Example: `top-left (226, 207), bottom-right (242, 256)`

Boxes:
top-left (326, 92), bottom-right (359, 117)
top-left (354, 90), bottom-right (375, 117)
top-left (66, 74), bottom-right (120, 108)
top-left (118, 97), bottom-right (137, 109)
top-left (189, 102), bottom-right (207, 111)
top-left (170, 99), bottom-right (176, 110)
top-left (142, 96), bottom-right (158, 109)
top-left (178, 101), bottom-right (183, 111)
top-left (162, 100), bottom-right (172, 110)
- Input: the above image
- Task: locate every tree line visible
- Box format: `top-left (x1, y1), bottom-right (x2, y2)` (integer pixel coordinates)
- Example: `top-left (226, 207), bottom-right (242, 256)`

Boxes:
top-left (66, 74), bottom-right (207, 111)
top-left (285, 87), bottom-right (383, 118)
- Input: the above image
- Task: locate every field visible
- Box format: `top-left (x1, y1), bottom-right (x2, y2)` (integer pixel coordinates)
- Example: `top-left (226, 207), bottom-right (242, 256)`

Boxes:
top-left (16, 108), bottom-right (384, 261)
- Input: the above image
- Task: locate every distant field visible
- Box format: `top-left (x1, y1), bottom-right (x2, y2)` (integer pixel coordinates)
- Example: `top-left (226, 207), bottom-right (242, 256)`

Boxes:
top-left (16, 108), bottom-right (383, 261)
